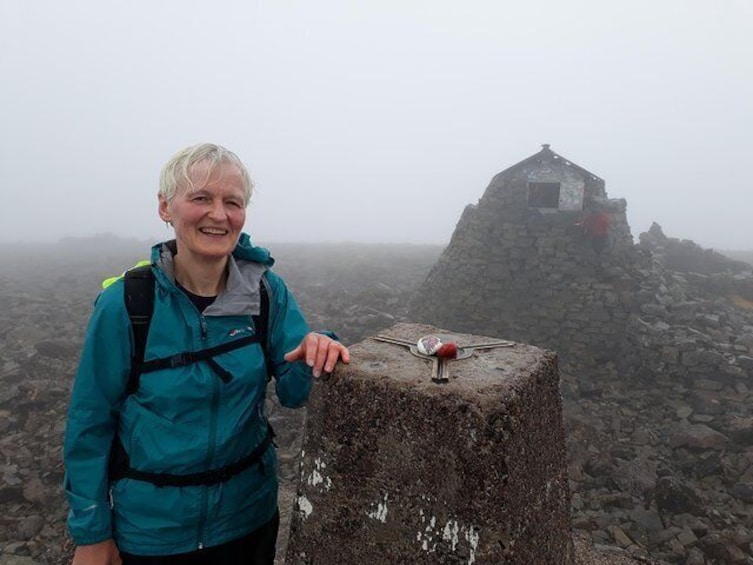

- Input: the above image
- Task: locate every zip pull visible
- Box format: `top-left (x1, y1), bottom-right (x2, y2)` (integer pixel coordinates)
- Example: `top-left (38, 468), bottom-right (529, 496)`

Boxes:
top-left (200, 317), bottom-right (208, 340)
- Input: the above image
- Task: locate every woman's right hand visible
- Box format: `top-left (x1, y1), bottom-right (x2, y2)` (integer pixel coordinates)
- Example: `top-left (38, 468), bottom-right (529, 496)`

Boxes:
top-left (72, 539), bottom-right (122, 565)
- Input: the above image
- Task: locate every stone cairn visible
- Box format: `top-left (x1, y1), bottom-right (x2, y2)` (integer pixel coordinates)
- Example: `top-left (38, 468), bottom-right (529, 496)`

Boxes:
top-left (410, 144), bottom-right (639, 377)
top-left (410, 144), bottom-right (753, 398)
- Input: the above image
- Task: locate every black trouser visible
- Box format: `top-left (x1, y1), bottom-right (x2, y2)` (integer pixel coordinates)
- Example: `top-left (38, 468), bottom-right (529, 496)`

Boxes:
top-left (120, 510), bottom-right (279, 565)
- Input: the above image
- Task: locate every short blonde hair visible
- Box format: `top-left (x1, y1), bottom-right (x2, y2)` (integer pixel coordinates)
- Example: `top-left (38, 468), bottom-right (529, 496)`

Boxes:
top-left (159, 143), bottom-right (254, 205)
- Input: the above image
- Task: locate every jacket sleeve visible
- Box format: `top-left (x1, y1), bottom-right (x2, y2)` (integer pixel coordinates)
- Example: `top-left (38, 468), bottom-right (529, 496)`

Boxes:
top-left (265, 271), bottom-right (315, 408)
top-left (63, 282), bottom-right (131, 546)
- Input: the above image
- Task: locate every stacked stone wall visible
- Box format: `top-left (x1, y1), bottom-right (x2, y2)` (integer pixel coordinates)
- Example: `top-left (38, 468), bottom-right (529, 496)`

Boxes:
top-left (414, 169), bottom-right (640, 373)
top-left (412, 154), bottom-right (753, 391)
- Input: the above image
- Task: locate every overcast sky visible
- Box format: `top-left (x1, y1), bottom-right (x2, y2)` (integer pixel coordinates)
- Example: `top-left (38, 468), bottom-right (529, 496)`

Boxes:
top-left (1, 0), bottom-right (751, 250)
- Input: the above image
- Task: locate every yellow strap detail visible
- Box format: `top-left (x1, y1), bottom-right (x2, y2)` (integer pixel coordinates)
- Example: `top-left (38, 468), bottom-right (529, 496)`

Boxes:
top-left (101, 260), bottom-right (151, 289)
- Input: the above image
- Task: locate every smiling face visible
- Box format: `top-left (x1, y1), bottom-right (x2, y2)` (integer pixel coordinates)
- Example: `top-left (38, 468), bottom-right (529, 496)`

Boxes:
top-left (158, 159), bottom-right (247, 266)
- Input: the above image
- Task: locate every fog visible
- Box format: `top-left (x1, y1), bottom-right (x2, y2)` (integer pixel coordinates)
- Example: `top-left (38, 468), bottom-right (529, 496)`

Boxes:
top-left (1, 0), bottom-right (751, 250)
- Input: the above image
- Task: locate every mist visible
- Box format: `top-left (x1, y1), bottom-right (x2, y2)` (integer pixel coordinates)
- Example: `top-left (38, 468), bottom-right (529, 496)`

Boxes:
top-left (1, 0), bottom-right (751, 250)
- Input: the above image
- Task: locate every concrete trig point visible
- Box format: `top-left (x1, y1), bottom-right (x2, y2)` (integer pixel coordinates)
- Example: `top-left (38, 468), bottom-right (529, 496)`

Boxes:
top-left (286, 323), bottom-right (573, 564)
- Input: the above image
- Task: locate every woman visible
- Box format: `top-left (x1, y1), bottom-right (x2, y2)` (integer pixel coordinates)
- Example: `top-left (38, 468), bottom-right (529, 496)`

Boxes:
top-left (64, 143), bottom-right (349, 564)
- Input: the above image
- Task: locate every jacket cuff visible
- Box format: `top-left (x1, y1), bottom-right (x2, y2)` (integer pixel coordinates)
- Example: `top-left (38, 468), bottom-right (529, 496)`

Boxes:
top-left (66, 490), bottom-right (112, 547)
top-left (316, 330), bottom-right (340, 341)
top-left (72, 532), bottom-right (114, 547)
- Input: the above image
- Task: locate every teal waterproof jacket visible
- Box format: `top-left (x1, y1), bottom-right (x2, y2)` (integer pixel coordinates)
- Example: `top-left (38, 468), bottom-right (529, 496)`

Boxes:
top-left (64, 234), bottom-right (313, 555)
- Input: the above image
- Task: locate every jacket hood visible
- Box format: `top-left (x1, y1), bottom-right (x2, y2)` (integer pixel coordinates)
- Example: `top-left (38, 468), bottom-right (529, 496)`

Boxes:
top-left (232, 232), bottom-right (275, 266)
top-left (149, 232), bottom-right (275, 267)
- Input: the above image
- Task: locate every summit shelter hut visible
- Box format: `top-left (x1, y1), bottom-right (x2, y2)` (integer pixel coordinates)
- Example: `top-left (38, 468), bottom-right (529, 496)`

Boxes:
top-left (411, 144), bottom-right (639, 373)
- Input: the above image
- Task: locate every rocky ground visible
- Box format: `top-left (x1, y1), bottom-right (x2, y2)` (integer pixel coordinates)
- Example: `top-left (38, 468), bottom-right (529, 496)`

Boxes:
top-left (0, 239), bottom-right (751, 564)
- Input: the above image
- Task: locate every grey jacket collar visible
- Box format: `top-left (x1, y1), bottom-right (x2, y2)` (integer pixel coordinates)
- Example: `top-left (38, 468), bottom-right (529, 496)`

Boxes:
top-left (156, 243), bottom-right (267, 317)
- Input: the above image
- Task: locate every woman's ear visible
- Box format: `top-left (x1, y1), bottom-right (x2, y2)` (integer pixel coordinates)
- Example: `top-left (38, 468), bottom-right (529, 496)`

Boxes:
top-left (158, 194), bottom-right (171, 223)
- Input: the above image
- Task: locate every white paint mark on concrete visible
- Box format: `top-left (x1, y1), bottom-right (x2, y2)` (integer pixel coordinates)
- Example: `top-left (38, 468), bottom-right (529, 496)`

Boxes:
top-left (296, 495), bottom-right (313, 521)
top-left (366, 493), bottom-right (389, 523)
top-left (305, 457), bottom-right (333, 491)
top-left (309, 469), bottom-right (323, 486)
top-left (416, 514), bottom-right (480, 562)
top-left (465, 526), bottom-right (480, 564)
top-left (416, 509), bottom-right (439, 553)
top-left (416, 517), bottom-right (436, 552)
top-left (442, 520), bottom-right (460, 551)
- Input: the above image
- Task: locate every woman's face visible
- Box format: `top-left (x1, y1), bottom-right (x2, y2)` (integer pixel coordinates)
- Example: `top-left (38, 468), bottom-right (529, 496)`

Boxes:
top-left (159, 160), bottom-right (247, 264)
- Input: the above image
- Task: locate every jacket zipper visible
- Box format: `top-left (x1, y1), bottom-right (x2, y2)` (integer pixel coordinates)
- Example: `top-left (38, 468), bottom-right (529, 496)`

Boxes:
top-left (197, 313), bottom-right (218, 549)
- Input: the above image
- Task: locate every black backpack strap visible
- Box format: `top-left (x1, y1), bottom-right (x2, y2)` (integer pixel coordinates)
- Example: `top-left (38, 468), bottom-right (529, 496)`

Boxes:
top-left (110, 266), bottom-right (276, 486)
top-left (137, 334), bottom-right (261, 380)
top-left (123, 265), bottom-right (155, 395)
top-left (254, 273), bottom-right (274, 381)
top-left (123, 267), bottom-right (273, 392)
top-left (114, 422), bottom-right (275, 487)
top-left (110, 265), bottom-right (154, 481)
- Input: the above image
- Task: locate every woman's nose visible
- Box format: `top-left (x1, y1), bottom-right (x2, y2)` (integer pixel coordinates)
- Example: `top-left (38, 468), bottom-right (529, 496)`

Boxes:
top-left (208, 200), bottom-right (228, 219)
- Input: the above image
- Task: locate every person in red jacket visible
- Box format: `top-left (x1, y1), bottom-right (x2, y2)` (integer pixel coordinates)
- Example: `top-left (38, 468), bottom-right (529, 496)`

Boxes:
top-left (578, 202), bottom-right (611, 256)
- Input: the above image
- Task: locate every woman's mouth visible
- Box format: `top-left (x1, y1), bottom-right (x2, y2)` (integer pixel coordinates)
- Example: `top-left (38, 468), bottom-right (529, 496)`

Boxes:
top-left (199, 227), bottom-right (229, 236)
